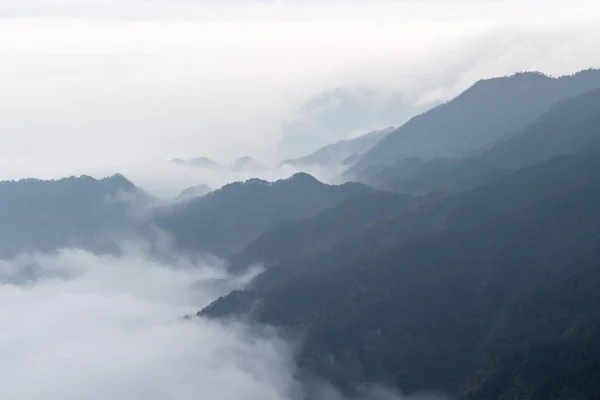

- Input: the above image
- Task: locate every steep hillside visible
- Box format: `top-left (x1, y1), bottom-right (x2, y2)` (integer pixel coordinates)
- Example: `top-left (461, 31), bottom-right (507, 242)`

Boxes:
top-left (176, 184), bottom-right (212, 201)
top-left (228, 190), bottom-right (419, 272)
top-left (156, 173), bottom-right (372, 256)
top-left (383, 87), bottom-right (600, 193)
top-left (282, 127), bottom-right (394, 169)
top-left (171, 157), bottom-right (221, 169)
top-left (278, 87), bottom-right (429, 158)
top-left (350, 69), bottom-right (600, 184)
top-left (203, 146), bottom-right (600, 399)
top-left (0, 174), bottom-right (151, 256)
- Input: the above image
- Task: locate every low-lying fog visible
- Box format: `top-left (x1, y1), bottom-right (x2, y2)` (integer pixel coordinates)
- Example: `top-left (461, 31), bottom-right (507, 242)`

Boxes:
top-left (0, 245), bottom-right (438, 399)
top-left (0, 246), bottom-right (296, 399)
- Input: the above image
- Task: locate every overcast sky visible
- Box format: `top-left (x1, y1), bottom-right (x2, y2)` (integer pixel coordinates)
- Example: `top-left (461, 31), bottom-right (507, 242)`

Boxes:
top-left (0, 0), bottom-right (599, 188)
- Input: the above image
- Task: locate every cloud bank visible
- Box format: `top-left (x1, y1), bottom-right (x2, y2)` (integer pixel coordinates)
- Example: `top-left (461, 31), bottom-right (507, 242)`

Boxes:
top-left (0, 248), bottom-right (301, 399)
top-left (0, 245), bottom-right (443, 399)
top-left (0, 0), bottom-right (599, 193)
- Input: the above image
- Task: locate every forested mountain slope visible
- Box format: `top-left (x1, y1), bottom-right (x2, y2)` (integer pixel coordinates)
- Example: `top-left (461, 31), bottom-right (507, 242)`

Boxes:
top-left (350, 69), bottom-right (600, 185)
top-left (383, 87), bottom-right (600, 193)
top-left (0, 174), bottom-right (151, 256)
top-left (282, 127), bottom-right (394, 169)
top-left (155, 173), bottom-right (371, 256)
top-left (203, 147), bottom-right (600, 399)
top-left (227, 190), bottom-right (420, 272)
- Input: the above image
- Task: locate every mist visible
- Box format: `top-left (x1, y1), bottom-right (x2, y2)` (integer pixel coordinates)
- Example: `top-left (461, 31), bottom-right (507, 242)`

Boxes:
top-left (1, 1), bottom-right (597, 398)
top-left (1, 0), bottom-right (599, 195)
top-left (0, 247), bottom-right (298, 399)
top-left (0, 245), bottom-right (441, 399)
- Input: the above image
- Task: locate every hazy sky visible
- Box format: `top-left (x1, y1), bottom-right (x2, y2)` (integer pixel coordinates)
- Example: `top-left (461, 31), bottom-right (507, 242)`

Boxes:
top-left (0, 0), bottom-right (599, 188)
top-left (2, 3), bottom-right (600, 395)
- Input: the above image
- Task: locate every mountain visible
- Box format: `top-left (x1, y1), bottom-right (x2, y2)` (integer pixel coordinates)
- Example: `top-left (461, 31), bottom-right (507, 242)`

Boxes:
top-left (349, 68), bottom-right (600, 184)
top-left (202, 146), bottom-right (600, 399)
top-left (155, 173), bottom-right (372, 257)
top-left (278, 87), bottom-right (432, 159)
top-left (281, 127), bottom-right (394, 169)
top-left (0, 174), bottom-right (151, 257)
top-left (171, 157), bottom-right (221, 169)
top-left (382, 87), bottom-right (600, 193)
top-left (227, 190), bottom-right (420, 272)
top-left (229, 156), bottom-right (266, 172)
top-left (176, 184), bottom-right (212, 201)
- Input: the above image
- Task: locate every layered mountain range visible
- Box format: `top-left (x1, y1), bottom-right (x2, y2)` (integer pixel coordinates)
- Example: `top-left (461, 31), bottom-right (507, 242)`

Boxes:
top-left (4, 68), bottom-right (600, 400)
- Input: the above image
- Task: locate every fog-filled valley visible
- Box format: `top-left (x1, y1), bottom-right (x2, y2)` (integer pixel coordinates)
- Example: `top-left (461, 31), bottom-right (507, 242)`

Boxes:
top-left (2, 0), bottom-right (600, 399)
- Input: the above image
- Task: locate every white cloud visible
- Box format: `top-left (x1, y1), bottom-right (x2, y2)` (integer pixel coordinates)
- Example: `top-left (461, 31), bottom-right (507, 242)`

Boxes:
top-left (0, 0), bottom-right (598, 191)
top-left (0, 247), bottom-right (301, 399)
top-left (0, 244), bottom-right (456, 399)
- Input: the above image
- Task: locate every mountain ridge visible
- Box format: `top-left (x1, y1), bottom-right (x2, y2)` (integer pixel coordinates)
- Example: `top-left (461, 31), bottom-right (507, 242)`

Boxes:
top-left (202, 145), bottom-right (600, 398)
top-left (281, 126), bottom-right (394, 169)
top-left (381, 87), bottom-right (600, 193)
top-left (349, 68), bottom-right (600, 184)
top-left (171, 157), bottom-right (221, 169)
top-left (200, 82), bottom-right (600, 399)
top-left (155, 172), bottom-right (372, 257)
top-left (0, 174), bottom-right (152, 257)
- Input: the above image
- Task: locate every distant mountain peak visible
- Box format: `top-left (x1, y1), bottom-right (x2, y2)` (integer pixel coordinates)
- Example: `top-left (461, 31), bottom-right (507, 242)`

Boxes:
top-left (177, 184), bottom-right (212, 201)
top-left (349, 67), bottom-right (600, 183)
top-left (468, 69), bottom-right (599, 92)
top-left (171, 157), bottom-right (221, 169)
top-left (290, 171), bottom-right (318, 180)
top-left (101, 173), bottom-right (135, 187)
top-left (281, 127), bottom-right (394, 169)
top-left (244, 177), bottom-right (270, 186)
top-left (277, 85), bottom-right (431, 159)
top-left (230, 156), bottom-right (265, 172)
top-left (3, 174), bottom-right (136, 191)
top-left (216, 178), bottom-right (270, 193)
top-left (281, 172), bottom-right (322, 186)
top-left (462, 71), bottom-right (554, 98)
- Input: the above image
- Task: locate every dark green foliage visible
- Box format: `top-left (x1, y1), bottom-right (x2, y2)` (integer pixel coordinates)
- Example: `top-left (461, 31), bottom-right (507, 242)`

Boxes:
top-left (156, 173), bottom-right (372, 256)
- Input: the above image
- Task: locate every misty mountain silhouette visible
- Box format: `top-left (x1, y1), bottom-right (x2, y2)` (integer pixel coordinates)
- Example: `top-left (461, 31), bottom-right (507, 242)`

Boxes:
top-left (281, 126), bottom-right (394, 169)
top-left (349, 68), bottom-right (600, 185)
top-left (0, 174), bottom-right (151, 257)
top-left (278, 87), bottom-right (431, 159)
top-left (5, 67), bottom-right (600, 400)
top-left (155, 172), bottom-right (371, 256)
top-left (176, 183), bottom-right (212, 201)
top-left (381, 87), bottom-right (600, 193)
top-left (227, 190), bottom-right (421, 272)
top-left (229, 156), bottom-right (266, 172)
top-left (204, 145), bottom-right (600, 399)
top-left (202, 78), bottom-right (600, 400)
top-left (171, 157), bottom-right (221, 169)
